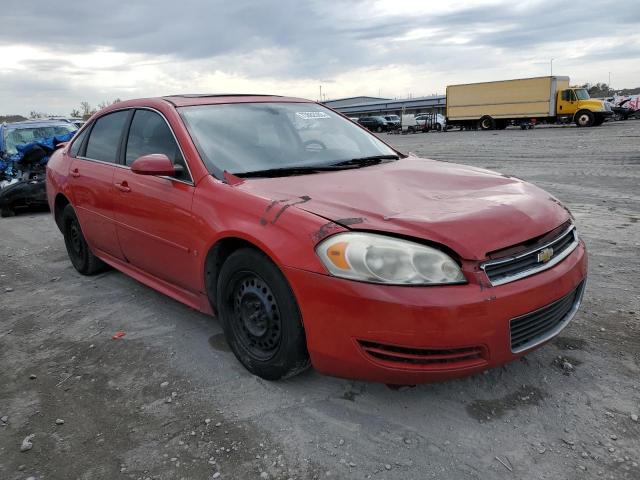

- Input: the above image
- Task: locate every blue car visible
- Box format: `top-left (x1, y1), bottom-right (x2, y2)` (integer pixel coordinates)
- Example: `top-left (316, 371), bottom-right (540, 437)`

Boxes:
top-left (0, 120), bottom-right (76, 217)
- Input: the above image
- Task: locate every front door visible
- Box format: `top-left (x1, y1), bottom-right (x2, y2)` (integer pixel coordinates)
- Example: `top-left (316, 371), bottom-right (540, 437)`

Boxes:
top-left (112, 109), bottom-right (200, 292)
top-left (557, 89), bottom-right (578, 116)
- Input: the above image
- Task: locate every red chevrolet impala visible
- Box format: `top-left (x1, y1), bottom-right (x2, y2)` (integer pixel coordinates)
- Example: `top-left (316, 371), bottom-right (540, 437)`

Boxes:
top-left (46, 95), bottom-right (587, 384)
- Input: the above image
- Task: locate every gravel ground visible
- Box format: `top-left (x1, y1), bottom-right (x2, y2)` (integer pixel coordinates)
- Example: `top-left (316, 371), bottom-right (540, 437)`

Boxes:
top-left (1, 121), bottom-right (639, 480)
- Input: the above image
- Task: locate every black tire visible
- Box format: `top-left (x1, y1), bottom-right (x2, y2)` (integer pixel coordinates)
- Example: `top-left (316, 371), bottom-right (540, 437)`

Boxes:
top-left (0, 207), bottom-right (15, 218)
top-left (479, 116), bottom-right (495, 130)
top-left (216, 248), bottom-right (310, 380)
top-left (435, 123), bottom-right (442, 131)
top-left (61, 204), bottom-right (107, 275)
top-left (575, 110), bottom-right (594, 127)
top-left (376, 125), bottom-right (383, 133)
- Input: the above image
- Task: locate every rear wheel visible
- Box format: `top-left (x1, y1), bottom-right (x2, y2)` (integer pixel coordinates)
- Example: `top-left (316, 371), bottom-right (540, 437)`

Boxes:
top-left (479, 116), bottom-right (495, 130)
top-left (61, 204), bottom-right (107, 275)
top-left (0, 207), bottom-right (15, 218)
top-left (376, 125), bottom-right (383, 133)
top-left (217, 248), bottom-right (310, 380)
top-left (575, 110), bottom-right (594, 127)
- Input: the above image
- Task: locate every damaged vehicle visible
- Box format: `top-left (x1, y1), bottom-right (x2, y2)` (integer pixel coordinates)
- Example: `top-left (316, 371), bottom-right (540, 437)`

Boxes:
top-left (1, 120), bottom-right (76, 217)
top-left (46, 95), bottom-right (587, 384)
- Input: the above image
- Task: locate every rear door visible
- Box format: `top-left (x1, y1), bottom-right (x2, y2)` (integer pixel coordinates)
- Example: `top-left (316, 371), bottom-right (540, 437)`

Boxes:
top-left (112, 108), bottom-right (199, 292)
top-left (68, 110), bottom-right (130, 260)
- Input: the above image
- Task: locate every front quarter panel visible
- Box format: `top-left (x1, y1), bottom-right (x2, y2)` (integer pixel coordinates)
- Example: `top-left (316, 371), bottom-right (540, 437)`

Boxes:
top-left (578, 99), bottom-right (607, 112)
top-left (192, 175), bottom-right (341, 280)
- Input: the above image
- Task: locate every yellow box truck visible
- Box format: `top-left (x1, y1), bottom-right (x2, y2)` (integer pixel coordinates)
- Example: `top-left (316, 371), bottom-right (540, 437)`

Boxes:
top-left (446, 76), bottom-right (611, 129)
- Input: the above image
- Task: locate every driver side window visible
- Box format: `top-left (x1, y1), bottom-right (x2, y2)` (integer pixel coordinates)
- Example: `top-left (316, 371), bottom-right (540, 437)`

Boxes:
top-left (125, 109), bottom-right (191, 182)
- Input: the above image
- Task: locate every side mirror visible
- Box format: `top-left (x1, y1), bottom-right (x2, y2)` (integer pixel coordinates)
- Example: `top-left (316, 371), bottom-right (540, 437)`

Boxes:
top-left (130, 154), bottom-right (176, 176)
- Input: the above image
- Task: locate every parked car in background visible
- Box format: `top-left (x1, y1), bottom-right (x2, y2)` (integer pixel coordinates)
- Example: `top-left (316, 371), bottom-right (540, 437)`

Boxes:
top-left (47, 94), bottom-right (587, 384)
top-left (357, 116), bottom-right (390, 132)
top-left (383, 115), bottom-right (401, 129)
top-left (48, 117), bottom-right (85, 129)
top-left (416, 113), bottom-right (447, 131)
top-left (1, 120), bottom-right (77, 216)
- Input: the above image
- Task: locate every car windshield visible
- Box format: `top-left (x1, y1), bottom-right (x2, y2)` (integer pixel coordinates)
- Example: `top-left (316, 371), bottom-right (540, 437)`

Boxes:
top-left (3, 124), bottom-right (76, 155)
top-left (575, 89), bottom-right (590, 100)
top-left (179, 103), bottom-right (398, 175)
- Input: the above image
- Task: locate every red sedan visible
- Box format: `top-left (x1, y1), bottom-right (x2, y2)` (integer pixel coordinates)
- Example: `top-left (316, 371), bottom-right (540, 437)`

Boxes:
top-left (46, 95), bottom-right (587, 384)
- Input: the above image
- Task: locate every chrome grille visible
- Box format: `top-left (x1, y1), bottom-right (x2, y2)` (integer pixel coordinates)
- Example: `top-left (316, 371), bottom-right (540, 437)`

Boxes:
top-left (510, 281), bottom-right (585, 352)
top-left (481, 225), bottom-right (579, 286)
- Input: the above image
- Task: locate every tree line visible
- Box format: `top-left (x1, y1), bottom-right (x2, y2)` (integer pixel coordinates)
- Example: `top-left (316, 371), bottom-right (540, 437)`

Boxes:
top-left (26, 98), bottom-right (122, 121)
top-left (580, 83), bottom-right (640, 98)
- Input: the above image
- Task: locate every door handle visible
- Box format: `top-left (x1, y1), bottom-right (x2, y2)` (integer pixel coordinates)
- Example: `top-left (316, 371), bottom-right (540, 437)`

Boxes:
top-left (70, 168), bottom-right (80, 178)
top-left (115, 181), bottom-right (131, 193)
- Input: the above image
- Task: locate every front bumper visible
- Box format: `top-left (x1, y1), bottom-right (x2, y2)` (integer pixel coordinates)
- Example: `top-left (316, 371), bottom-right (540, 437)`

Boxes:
top-left (285, 241), bottom-right (587, 384)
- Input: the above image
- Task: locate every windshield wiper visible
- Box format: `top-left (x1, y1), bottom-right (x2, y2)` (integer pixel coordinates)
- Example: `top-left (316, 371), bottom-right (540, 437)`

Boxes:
top-left (235, 165), bottom-right (347, 178)
top-left (234, 155), bottom-right (400, 178)
top-left (327, 154), bottom-right (399, 168)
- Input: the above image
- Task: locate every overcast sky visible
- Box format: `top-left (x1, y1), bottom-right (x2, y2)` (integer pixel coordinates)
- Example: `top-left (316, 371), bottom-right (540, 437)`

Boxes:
top-left (1, 0), bottom-right (639, 116)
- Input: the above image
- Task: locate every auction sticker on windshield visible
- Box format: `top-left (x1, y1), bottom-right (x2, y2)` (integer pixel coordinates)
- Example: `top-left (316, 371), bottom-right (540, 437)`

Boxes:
top-left (296, 111), bottom-right (331, 120)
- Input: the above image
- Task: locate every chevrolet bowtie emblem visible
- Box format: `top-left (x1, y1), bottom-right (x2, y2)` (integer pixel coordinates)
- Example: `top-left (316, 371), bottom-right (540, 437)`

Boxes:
top-left (537, 247), bottom-right (554, 263)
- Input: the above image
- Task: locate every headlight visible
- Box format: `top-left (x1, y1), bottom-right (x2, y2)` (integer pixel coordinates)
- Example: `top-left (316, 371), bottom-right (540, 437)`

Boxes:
top-left (316, 232), bottom-right (465, 285)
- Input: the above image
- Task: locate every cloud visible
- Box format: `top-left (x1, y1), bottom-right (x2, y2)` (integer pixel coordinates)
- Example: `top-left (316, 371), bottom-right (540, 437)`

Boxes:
top-left (0, 0), bottom-right (638, 114)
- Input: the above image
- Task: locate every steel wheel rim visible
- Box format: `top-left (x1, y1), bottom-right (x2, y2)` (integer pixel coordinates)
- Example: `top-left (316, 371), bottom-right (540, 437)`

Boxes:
top-left (229, 272), bottom-right (282, 361)
top-left (578, 114), bottom-right (589, 125)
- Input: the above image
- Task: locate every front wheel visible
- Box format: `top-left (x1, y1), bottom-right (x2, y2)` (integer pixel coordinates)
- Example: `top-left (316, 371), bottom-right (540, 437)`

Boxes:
top-left (575, 110), bottom-right (595, 127)
top-left (216, 248), bottom-right (310, 380)
top-left (376, 126), bottom-right (383, 133)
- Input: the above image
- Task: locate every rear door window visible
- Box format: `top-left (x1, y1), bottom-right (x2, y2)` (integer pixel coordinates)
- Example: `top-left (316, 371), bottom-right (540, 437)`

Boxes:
top-left (125, 109), bottom-right (190, 182)
top-left (85, 110), bottom-right (129, 163)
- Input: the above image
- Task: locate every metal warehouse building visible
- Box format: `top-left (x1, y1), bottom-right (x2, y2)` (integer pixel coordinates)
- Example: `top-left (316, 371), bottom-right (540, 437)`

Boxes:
top-left (323, 95), bottom-right (446, 117)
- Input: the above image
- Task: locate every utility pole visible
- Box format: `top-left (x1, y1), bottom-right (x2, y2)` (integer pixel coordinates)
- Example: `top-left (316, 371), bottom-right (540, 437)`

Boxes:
top-left (319, 85), bottom-right (322, 102)
top-left (608, 72), bottom-right (611, 91)
top-left (550, 58), bottom-right (554, 76)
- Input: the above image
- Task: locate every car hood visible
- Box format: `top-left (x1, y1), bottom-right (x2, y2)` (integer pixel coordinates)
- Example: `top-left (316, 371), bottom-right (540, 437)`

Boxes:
top-left (578, 99), bottom-right (607, 111)
top-left (236, 156), bottom-right (571, 260)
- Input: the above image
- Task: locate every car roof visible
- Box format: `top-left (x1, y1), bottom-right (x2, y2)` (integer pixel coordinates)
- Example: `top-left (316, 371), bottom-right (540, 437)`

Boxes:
top-left (161, 94), bottom-right (314, 107)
